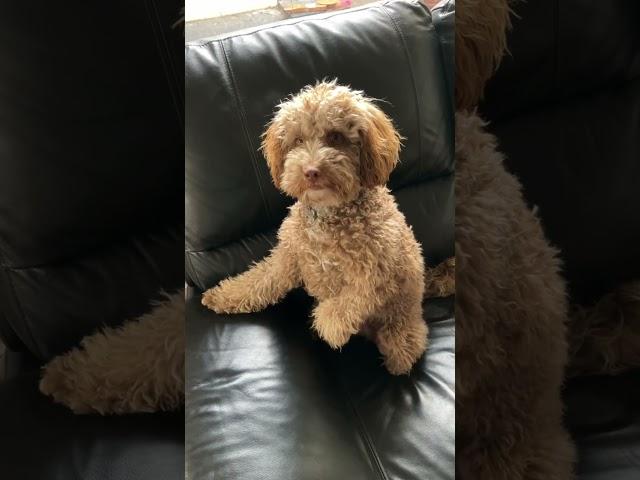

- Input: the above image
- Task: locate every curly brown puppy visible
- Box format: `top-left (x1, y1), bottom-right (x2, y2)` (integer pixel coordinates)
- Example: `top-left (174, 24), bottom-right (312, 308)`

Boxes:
top-left (202, 80), bottom-right (454, 375)
top-left (455, 1), bottom-right (574, 478)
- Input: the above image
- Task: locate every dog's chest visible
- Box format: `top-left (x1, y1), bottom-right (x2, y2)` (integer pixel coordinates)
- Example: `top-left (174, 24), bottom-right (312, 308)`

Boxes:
top-left (296, 214), bottom-right (373, 298)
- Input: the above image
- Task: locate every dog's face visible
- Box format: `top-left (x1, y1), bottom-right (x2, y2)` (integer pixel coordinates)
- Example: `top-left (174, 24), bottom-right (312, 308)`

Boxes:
top-left (261, 81), bottom-right (401, 207)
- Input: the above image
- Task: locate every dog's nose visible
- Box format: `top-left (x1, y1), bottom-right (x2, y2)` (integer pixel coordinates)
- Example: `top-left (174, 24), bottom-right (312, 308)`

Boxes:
top-left (303, 167), bottom-right (320, 181)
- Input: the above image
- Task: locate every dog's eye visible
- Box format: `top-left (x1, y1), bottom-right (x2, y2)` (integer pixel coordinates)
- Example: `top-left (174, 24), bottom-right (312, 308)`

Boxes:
top-left (326, 131), bottom-right (345, 145)
top-left (294, 137), bottom-right (303, 146)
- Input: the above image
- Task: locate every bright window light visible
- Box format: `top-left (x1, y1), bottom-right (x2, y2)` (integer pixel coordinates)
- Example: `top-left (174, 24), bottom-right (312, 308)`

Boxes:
top-left (186, 0), bottom-right (278, 22)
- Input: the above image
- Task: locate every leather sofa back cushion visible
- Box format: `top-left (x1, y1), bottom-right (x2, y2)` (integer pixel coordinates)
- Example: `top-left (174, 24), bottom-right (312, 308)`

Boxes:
top-left (481, 0), bottom-right (640, 121)
top-left (185, 0), bottom-right (454, 290)
top-left (0, 1), bottom-right (184, 359)
top-left (480, 0), bottom-right (640, 302)
top-left (0, 2), bottom-right (184, 266)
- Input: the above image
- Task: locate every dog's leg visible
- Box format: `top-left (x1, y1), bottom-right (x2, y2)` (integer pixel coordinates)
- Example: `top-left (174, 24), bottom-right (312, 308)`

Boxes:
top-left (202, 243), bottom-right (300, 314)
top-left (40, 291), bottom-right (184, 414)
top-left (312, 286), bottom-right (381, 349)
top-left (375, 299), bottom-right (428, 375)
top-left (522, 427), bottom-right (575, 480)
top-left (457, 420), bottom-right (574, 480)
top-left (424, 256), bottom-right (455, 297)
top-left (457, 443), bottom-right (527, 480)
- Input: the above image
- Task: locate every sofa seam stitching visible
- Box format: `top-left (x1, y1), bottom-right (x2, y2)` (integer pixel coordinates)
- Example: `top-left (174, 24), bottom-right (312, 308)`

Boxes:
top-left (186, 227), bottom-right (278, 256)
top-left (0, 266), bottom-right (42, 359)
top-left (381, 3), bottom-right (424, 180)
top-left (430, 4), bottom-right (456, 155)
top-left (218, 40), bottom-right (274, 224)
top-left (338, 369), bottom-right (390, 480)
top-left (1, 225), bottom-right (183, 271)
top-left (552, 0), bottom-right (559, 96)
top-left (144, 0), bottom-right (184, 129)
top-left (185, 249), bottom-right (204, 289)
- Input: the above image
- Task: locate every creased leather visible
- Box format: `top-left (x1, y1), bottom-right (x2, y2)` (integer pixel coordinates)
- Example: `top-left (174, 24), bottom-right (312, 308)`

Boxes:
top-left (186, 290), bottom-right (454, 480)
top-left (0, 372), bottom-right (185, 480)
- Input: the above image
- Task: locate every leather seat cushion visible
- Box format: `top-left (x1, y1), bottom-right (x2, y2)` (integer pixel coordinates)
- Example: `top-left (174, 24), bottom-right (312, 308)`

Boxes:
top-left (0, 372), bottom-right (184, 480)
top-left (565, 372), bottom-right (640, 479)
top-left (186, 290), bottom-right (454, 480)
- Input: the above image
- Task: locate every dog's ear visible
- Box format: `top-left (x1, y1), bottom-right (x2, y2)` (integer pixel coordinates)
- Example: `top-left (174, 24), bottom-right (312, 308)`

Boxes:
top-left (455, 0), bottom-right (513, 110)
top-left (260, 116), bottom-right (285, 189)
top-left (359, 102), bottom-right (402, 188)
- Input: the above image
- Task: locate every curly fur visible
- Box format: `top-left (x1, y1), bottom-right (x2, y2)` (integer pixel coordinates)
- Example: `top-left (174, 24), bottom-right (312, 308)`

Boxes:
top-left (455, 0), bottom-right (513, 111)
top-left (40, 291), bottom-right (184, 414)
top-left (455, 112), bottom-right (574, 479)
top-left (455, 1), bottom-right (575, 477)
top-left (456, 0), bottom-right (640, 475)
top-left (203, 81), bottom-right (454, 375)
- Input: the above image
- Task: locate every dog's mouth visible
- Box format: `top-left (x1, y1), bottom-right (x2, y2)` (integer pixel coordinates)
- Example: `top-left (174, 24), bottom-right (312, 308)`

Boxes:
top-left (305, 185), bottom-right (331, 196)
top-left (303, 175), bottom-right (332, 192)
top-left (303, 185), bottom-right (338, 205)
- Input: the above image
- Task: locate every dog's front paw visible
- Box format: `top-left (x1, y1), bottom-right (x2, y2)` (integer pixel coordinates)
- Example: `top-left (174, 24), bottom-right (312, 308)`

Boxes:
top-left (313, 319), bottom-right (351, 349)
top-left (312, 302), bottom-right (353, 349)
top-left (201, 286), bottom-right (227, 313)
top-left (201, 283), bottom-right (253, 314)
top-left (383, 355), bottom-right (414, 376)
top-left (40, 352), bottom-right (94, 414)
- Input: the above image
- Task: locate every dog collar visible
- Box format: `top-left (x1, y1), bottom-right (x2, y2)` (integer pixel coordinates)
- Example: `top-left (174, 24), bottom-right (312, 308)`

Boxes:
top-left (305, 188), bottom-right (374, 221)
top-left (306, 205), bottom-right (321, 221)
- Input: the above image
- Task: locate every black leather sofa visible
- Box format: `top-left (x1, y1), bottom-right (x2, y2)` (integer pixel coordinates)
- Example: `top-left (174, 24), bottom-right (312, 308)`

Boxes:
top-left (480, 1), bottom-right (640, 478)
top-left (0, 1), bottom-right (184, 478)
top-left (185, 1), bottom-right (455, 479)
